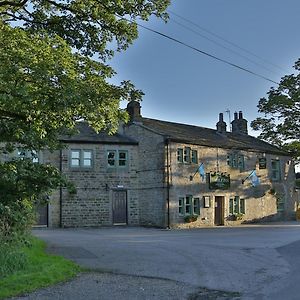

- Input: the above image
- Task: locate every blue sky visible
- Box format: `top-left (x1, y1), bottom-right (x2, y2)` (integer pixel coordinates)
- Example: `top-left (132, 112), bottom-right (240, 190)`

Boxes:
top-left (110, 1), bottom-right (300, 135)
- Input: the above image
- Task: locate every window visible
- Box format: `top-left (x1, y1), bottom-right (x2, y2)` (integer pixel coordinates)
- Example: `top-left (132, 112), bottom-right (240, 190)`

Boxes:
top-left (227, 153), bottom-right (244, 171)
top-left (177, 147), bottom-right (198, 164)
top-left (107, 150), bottom-right (128, 168)
top-left (193, 198), bottom-right (200, 215)
top-left (118, 151), bottom-right (127, 167)
top-left (17, 149), bottom-right (39, 163)
top-left (107, 151), bottom-right (116, 167)
top-left (179, 197), bottom-right (184, 215)
top-left (178, 196), bottom-right (200, 216)
top-left (185, 196), bottom-right (192, 215)
top-left (70, 149), bottom-right (93, 168)
top-left (191, 150), bottom-right (198, 164)
top-left (177, 148), bottom-right (183, 163)
top-left (71, 150), bottom-right (80, 167)
top-left (271, 159), bottom-right (281, 181)
top-left (184, 147), bottom-right (191, 163)
top-left (229, 196), bottom-right (245, 214)
top-left (277, 196), bottom-right (284, 212)
top-left (83, 150), bottom-right (92, 167)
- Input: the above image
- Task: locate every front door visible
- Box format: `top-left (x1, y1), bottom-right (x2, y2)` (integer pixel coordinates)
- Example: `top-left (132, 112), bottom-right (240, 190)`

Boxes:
top-left (214, 196), bottom-right (224, 226)
top-left (35, 204), bottom-right (48, 226)
top-left (112, 190), bottom-right (127, 225)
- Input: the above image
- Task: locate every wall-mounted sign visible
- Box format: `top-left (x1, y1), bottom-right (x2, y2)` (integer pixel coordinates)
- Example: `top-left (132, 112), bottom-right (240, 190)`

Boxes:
top-left (258, 158), bottom-right (267, 169)
top-left (209, 172), bottom-right (230, 190)
top-left (203, 196), bottom-right (210, 208)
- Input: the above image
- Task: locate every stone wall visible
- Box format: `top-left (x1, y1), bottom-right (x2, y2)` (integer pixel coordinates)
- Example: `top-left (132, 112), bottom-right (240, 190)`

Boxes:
top-left (168, 142), bottom-right (296, 228)
top-left (46, 143), bottom-right (139, 227)
top-left (124, 124), bottom-right (167, 227)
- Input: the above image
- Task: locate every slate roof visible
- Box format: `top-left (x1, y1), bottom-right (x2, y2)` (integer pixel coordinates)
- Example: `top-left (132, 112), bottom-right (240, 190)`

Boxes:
top-left (60, 122), bottom-right (138, 145)
top-left (139, 118), bottom-right (288, 156)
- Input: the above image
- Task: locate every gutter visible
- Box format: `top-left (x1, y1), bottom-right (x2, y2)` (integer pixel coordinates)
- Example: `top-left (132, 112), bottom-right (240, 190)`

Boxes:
top-left (59, 149), bottom-right (63, 228)
top-left (165, 138), bottom-right (170, 229)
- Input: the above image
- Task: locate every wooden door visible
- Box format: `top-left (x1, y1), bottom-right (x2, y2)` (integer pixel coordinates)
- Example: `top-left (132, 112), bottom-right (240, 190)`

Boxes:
top-left (214, 196), bottom-right (224, 226)
top-left (112, 190), bottom-right (127, 225)
top-left (35, 204), bottom-right (48, 226)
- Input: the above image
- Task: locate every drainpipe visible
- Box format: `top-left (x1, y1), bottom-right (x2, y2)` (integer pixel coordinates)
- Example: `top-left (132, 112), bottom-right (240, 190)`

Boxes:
top-left (59, 149), bottom-right (63, 228)
top-left (166, 138), bottom-right (170, 229)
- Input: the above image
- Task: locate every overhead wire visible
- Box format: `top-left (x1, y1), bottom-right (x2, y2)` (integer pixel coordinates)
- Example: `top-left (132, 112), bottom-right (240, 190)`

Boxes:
top-left (120, 16), bottom-right (280, 86)
top-left (169, 17), bottom-right (282, 76)
top-left (168, 9), bottom-right (288, 73)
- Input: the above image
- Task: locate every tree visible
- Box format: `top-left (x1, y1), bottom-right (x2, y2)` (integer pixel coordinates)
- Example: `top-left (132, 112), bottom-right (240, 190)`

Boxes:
top-left (251, 58), bottom-right (300, 164)
top-left (0, 0), bottom-right (170, 235)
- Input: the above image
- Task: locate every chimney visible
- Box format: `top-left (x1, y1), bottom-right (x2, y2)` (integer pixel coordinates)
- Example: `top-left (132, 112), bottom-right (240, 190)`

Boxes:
top-left (126, 100), bottom-right (141, 122)
top-left (231, 110), bottom-right (248, 134)
top-left (216, 113), bottom-right (227, 133)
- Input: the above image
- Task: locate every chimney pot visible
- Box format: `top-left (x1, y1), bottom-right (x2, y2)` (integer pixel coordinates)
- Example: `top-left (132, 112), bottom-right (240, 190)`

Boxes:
top-left (234, 111), bottom-right (238, 120)
top-left (239, 111), bottom-right (243, 119)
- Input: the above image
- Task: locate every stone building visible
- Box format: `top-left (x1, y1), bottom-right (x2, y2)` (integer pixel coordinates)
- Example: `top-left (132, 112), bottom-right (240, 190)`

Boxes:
top-left (122, 101), bottom-right (296, 228)
top-left (35, 100), bottom-right (296, 227)
top-left (40, 122), bottom-right (140, 227)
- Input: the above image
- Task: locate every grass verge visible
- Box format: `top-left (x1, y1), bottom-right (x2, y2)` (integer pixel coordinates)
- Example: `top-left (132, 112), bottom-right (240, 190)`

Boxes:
top-left (0, 237), bottom-right (81, 299)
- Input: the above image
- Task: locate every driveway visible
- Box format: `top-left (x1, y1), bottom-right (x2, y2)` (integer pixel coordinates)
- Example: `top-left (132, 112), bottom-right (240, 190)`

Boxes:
top-left (25, 223), bottom-right (300, 299)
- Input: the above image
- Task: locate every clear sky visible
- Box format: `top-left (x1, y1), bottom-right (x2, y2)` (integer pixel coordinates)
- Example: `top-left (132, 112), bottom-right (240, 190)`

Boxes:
top-left (110, 0), bottom-right (300, 135)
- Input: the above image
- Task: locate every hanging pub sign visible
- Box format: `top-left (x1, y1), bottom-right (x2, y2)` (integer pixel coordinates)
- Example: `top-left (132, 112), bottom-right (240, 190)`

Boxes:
top-left (209, 172), bottom-right (230, 190)
top-left (258, 158), bottom-right (267, 169)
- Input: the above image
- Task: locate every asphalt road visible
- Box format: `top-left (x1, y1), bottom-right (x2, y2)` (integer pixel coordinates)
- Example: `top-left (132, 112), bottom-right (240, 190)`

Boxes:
top-left (19, 223), bottom-right (300, 299)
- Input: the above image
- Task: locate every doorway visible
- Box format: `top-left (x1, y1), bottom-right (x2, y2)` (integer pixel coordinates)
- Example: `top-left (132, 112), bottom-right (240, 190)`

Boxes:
top-left (35, 204), bottom-right (48, 226)
top-left (214, 196), bottom-right (224, 225)
top-left (112, 190), bottom-right (127, 225)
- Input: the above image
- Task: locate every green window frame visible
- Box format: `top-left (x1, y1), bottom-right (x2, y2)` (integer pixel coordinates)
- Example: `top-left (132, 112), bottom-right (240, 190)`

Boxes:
top-left (185, 195), bottom-right (192, 215)
top-left (184, 147), bottom-right (191, 164)
top-left (70, 149), bottom-right (93, 168)
top-left (177, 148), bottom-right (183, 163)
top-left (227, 153), bottom-right (245, 171)
top-left (229, 196), bottom-right (245, 214)
top-left (178, 196), bottom-right (200, 216)
top-left (107, 150), bottom-right (128, 168)
top-left (271, 159), bottom-right (281, 181)
top-left (191, 150), bottom-right (198, 164)
top-left (179, 197), bottom-right (184, 215)
top-left (193, 198), bottom-right (200, 215)
top-left (118, 151), bottom-right (128, 167)
top-left (70, 150), bottom-right (81, 167)
top-left (276, 196), bottom-right (285, 212)
top-left (17, 149), bottom-right (39, 163)
top-left (107, 150), bottom-right (116, 167)
top-left (240, 199), bottom-right (245, 214)
top-left (83, 150), bottom-right (92, 167)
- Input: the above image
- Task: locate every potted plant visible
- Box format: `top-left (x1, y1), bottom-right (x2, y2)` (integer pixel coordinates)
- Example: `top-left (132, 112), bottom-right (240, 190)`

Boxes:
top-left (229, 213), bottom-right (244, 221)
top-left (184, 215), bottom-right (198, 223)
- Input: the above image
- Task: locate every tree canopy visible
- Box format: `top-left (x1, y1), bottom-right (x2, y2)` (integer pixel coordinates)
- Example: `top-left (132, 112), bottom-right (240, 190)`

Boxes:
top-left (0, 0), bottom-right (170, 235)
top-left (251, 58), bottom-right (300, 163)
top-left (0, 0), bottom-right (169, 151)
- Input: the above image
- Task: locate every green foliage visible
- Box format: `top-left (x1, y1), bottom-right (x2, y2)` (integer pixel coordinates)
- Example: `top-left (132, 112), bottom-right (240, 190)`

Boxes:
top-left (251, 58), bottom-right (300, 162)
top-left (0, 237), bottom-right (80, 299)
top-left (184, 215), bottom-right (198, 223)
top-left (0, 159), bottom-right (70, 238)
top-left (0, 1), bottom-right (169, 237)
